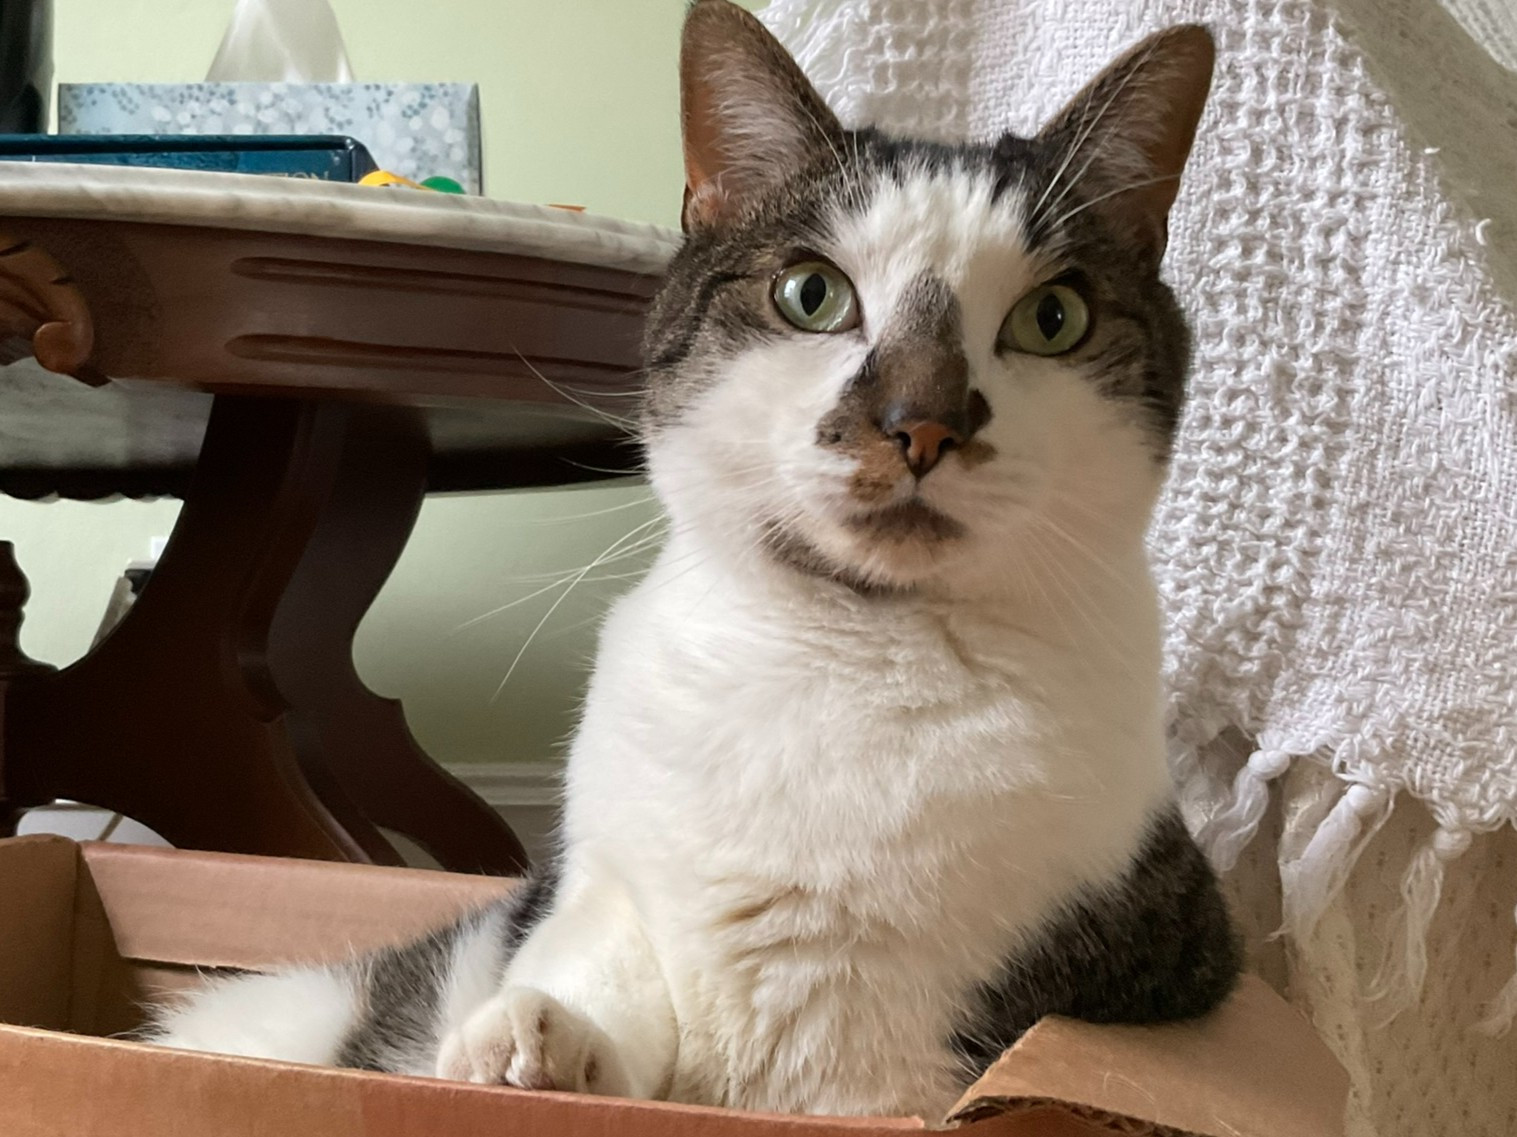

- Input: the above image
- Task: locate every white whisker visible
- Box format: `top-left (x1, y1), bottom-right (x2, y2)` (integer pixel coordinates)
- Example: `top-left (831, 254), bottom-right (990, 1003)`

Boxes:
top-left (1044, 174), bottom-right (1179, 232)
top-left (508, 345), bottom-right (641, 433)
top-left (521, 493), bottom-right (659, 525)
top-left (491, 516), bottom-right (669, 702)
top-left (1031, 36), bottom-right (1165, 231)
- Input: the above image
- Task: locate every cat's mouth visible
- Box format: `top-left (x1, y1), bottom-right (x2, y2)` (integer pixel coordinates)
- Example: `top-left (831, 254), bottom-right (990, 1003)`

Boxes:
top-left (843, 499), bottom-right (964, 543)
top-left (761, 498), bottom-right (966, 594)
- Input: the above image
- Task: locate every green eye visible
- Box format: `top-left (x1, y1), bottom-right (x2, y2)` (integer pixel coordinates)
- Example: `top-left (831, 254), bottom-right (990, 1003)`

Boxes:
top-left (772, 261), bottom-right (859, 333)
top-left (1000, 283), bottom-right (1090, 356)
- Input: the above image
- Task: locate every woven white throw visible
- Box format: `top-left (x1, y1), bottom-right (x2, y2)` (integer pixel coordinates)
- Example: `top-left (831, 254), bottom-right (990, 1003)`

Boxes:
top-left (760, 0), bottom-right (1517, 1030)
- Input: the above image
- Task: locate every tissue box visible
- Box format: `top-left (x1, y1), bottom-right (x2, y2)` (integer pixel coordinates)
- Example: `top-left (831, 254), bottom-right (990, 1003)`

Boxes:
top-left (59, 81), bottom-right (481, 193)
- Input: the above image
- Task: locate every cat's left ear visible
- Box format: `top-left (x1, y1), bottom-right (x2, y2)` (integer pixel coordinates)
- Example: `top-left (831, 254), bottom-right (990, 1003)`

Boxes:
top-left (1033, 25), bottom-right (1215, 258)
top-left (680, 0), bottom-right (845, 231)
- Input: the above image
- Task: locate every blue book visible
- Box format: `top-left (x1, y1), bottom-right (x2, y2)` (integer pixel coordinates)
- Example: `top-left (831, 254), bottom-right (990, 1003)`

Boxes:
top-left (0, 134), bottom-right (379, 182)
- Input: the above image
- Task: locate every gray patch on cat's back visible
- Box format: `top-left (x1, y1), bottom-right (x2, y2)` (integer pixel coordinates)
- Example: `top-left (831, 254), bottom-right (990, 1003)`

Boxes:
top-left (334, 911), bottom-right (490, 1073)
top-left (949, 808), bottom-right (1240, 1073)
top-left (334, 867), bottom-right (559, 1073)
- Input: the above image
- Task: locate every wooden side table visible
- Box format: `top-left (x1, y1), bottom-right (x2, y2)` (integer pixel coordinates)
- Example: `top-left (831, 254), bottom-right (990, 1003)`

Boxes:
top-left (0, 164), bottom-right (677, 874)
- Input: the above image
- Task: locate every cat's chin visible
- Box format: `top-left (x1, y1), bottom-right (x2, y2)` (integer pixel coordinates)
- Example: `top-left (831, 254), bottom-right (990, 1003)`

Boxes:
top-left (843, 500), bottom-right (964, 544)
top-left (762, 503), bottom-right (969, 593)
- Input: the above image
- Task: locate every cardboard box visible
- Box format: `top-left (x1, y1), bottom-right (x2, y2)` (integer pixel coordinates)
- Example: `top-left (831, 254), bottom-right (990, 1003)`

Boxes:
top-left (0, 835), bottom-right (1347, 1136)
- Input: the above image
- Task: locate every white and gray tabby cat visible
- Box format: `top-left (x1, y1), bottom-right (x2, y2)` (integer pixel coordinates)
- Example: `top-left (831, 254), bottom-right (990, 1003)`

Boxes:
top-left (149, 0), bottom-right (1237, 1118)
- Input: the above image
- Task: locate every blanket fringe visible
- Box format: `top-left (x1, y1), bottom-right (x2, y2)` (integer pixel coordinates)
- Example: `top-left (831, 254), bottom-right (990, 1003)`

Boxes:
top-left (1198, 745), bottom-right (1292, 871)
top-left (1476, 911), bottom-right (1517, 1037)
top-left (1364, 826), bottom-right (1471, 1026)
top-left (1184, 741), bottom-right (1517, 1034)
top-left (1281, 781), bottom-right (1395, 942)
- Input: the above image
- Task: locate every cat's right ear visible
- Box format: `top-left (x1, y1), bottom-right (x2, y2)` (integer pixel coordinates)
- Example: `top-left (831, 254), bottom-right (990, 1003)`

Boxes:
top-left (680, 0), bottom-right (844, 231)
top-left (1033, 25), bottom-right (1214, 259)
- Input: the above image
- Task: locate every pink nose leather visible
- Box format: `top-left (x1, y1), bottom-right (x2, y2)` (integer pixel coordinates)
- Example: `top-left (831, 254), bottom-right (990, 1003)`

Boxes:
top-left (892, 420), bottom-right (962, 477)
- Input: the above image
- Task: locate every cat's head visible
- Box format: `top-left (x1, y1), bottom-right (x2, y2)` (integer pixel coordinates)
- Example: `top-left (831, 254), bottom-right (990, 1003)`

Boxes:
top-left (642, 0), bottom-right (1213, 596)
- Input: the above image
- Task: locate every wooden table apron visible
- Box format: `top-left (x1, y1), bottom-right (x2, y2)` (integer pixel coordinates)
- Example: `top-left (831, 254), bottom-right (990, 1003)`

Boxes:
top-left (0, 215), bottom-right (661, 873)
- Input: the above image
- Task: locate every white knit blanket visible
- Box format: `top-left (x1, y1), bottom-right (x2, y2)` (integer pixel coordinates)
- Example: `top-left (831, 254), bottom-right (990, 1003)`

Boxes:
top-left (761, 0), bottom-right (1517, 1029)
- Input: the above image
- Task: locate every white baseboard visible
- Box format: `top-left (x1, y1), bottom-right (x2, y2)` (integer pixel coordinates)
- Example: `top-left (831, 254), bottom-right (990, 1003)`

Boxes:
top-left (450, 761), bottom-right (563, 809)
top-left (19, 764), bottom-right (566, 868)
top-left (449, 761), bottom-right (563, 865)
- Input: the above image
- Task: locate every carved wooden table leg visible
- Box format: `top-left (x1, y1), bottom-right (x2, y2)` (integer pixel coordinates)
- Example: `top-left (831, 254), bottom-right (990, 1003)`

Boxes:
top-left (4, 396), bottom-right (529, 870)
top-left (0, 541), bottom-right (55, 835)
top-left (267, 404), bottom-right (530, 875)
top-left (5, 397), bottom-right (395, 861)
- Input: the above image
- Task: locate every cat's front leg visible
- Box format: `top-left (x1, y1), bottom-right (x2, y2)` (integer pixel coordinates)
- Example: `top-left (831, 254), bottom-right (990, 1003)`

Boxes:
top-left (436, 867), bottom-right (676, 1100)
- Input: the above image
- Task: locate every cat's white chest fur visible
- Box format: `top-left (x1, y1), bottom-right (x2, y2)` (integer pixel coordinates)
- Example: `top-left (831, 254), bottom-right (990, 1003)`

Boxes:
top-left (560, 533), bottom-right (1172, 1117)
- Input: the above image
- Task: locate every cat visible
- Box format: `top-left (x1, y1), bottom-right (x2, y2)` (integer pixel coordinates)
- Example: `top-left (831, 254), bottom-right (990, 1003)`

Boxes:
top-left (147, 0), bottom-right (1238, 1119)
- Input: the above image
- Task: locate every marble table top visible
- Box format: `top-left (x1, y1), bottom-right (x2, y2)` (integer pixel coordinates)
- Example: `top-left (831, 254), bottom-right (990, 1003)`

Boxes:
top-left (0, 162), bottom-right (681, 275)
top-left (0, 164), bottom-right (681, 497)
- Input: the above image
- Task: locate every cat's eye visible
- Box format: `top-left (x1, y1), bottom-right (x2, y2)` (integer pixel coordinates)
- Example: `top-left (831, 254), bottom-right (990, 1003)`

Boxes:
top-left (772, 261), bottom-right (859, 333)
top-left (1000, 283), bottom-right (1091, 356)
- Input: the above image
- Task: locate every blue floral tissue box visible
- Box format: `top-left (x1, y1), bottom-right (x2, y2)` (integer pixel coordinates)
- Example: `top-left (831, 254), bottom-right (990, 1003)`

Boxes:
top-left (58, 82), bottom-right (482, 193)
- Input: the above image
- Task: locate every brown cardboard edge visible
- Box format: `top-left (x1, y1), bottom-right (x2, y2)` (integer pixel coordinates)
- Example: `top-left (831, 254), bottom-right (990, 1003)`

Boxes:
top-left (0, 835), bottom-right (79, 1031)
top-left (955, 1098), bottom-right (1189, 1137)
top-left (69, 840), bottom-right (117, 1035)
top-left (948, 977), bottom-right (1347, 1137)
top-left (77, 840), bottom-right (518, 970)
top-left (0, 1026), bottom-right (930, 1137)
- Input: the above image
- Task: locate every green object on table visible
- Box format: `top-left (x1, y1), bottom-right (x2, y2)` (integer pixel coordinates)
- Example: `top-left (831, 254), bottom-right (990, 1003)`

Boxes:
top-left (421, 175), bottom-right (465, 194)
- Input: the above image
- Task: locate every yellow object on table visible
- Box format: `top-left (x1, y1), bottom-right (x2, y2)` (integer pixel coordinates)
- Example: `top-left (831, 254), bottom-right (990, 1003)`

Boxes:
top-left (358, 170), bottom-right (426, 190)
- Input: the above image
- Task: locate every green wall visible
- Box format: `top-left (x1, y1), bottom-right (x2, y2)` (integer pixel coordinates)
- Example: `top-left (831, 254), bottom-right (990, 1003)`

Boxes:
top-left (0, 0), bottom-right (743, 766)
top-left (58, 0), bottom-right (693, 226)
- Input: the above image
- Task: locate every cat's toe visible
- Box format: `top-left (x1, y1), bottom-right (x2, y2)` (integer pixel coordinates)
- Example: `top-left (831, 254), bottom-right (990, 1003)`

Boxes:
top-left (436, 987), bottom-right (625, 1094)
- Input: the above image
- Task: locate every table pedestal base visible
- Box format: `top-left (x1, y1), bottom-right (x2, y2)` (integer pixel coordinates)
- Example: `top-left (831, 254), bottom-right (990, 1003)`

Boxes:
top-left (1, 394), bottom-right (529, 873)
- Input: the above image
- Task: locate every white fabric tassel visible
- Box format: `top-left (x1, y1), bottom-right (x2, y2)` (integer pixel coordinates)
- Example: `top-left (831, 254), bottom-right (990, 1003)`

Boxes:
top-left (1280, 782), bottom-right (1395, 942)
top-left (1169, 737), bottom-right (1203, 789)
top-left (1365, 826), bottom-right (1472, 1027)
top-left (1475, 905), bottom-right (1517, 1037)
top-left (1168, 737), bottom-right (1225, 836)
top-left (1199, 747), bottom-right (1292, 872)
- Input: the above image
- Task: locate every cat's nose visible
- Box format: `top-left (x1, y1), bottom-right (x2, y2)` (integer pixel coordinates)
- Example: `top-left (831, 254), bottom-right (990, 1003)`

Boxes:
top-left (889, 419), bottom-right (963, 478)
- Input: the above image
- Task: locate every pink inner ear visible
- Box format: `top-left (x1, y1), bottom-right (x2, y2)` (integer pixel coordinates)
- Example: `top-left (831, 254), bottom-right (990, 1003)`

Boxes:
top-left (680, 68), bottom-right (720, 195)
top-left (1033, 26), bottom-right (1214, 253)
top-left (679, 46), bottom-right (747, 228)
top-left (681, 67), bottom-right (735, 231)
top-left (678, 0), bottom-right (845, 229)
top-left (681, 179), bottom-right (729, 231)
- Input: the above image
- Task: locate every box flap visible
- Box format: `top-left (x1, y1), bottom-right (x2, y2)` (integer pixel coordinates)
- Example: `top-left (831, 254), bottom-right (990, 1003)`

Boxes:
top-left (0, 1026), bottom-right (929, 1137)
top-left (78, 842), bottom-right (517, 971)
top-left (0, 835), bottom-right (79, 1030)
top-left (948, 977), bottom-right (1346, 1137)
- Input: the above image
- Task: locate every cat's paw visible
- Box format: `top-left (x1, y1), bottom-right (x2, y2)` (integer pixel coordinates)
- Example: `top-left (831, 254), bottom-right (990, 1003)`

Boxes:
top-left (435, 986), bottom-right (629, 1095)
